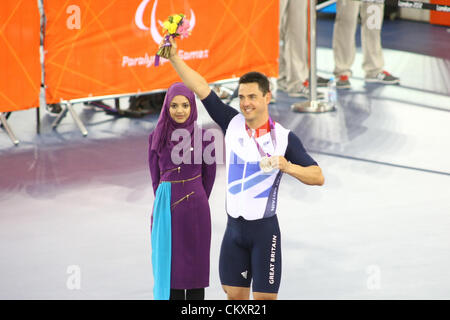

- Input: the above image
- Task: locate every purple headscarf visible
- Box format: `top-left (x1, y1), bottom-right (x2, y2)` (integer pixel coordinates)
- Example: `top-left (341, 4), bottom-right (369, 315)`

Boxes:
top-left (150, 82), bottom-right (198, 154)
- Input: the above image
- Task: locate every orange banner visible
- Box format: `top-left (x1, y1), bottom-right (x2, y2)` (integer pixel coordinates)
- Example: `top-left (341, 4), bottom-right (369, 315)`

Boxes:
top-left (0, 0), bottom-right (41, 112)
top-left (430, 0), bottom-right (450, 26)
top-left (44, 0), bottom-right (279, 104)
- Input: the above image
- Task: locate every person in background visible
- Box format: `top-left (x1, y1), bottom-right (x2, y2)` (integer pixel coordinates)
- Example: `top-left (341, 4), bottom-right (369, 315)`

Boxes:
top-left (278, 0), bottom-right (330, 98)
top-left (333, 0), bottom-right (400, 89)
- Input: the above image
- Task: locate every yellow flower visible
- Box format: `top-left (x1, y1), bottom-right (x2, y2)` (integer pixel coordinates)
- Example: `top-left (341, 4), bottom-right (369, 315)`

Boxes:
top-left (168, 22), bottom-right (178, 34)
top-left (172, 14), bottom-right (182, 24)
top-left (163, 20), bottom-right (171, 29)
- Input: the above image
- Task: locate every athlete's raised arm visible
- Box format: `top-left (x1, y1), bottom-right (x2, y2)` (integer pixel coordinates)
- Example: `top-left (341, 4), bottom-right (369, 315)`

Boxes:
top-left (164, 36), bottom-right (239, 134)
top-left (166, 36), bottom-right (211, 100)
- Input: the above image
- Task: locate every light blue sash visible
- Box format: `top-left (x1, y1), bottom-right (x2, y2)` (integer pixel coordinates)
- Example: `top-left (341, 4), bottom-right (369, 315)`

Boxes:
top-left (151, 182), bottom-right (172, 300)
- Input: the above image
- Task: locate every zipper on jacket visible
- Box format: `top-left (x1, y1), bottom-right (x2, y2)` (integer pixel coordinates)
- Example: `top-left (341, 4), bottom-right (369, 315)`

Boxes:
top-left (161, 166), bottom-right (181, 175)
top-left (171, 191), bottom-right (195, 209)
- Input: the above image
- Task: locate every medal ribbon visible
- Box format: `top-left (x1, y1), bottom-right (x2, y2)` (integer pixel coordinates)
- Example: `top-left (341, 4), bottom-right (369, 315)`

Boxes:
top-left (245, 117), bottom-right (277, 157)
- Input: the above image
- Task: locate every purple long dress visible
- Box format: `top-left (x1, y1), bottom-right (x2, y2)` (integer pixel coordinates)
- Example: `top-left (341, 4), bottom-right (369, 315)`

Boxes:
top-left (148, 83), bottom-right (216, 290)
top-left (149, 131), bottom-right (215, 289)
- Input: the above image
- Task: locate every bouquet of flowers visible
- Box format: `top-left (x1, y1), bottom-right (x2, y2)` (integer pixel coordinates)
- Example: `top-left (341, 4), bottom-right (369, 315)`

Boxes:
top-left (155, 13), bottom-right (191, 66)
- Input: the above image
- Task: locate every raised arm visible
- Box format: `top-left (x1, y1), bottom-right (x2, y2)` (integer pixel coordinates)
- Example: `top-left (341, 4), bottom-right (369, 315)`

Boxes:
top-left (167, 37), bottom-right (211, 99)
top-left (165, 36), bottom-right (239, 133)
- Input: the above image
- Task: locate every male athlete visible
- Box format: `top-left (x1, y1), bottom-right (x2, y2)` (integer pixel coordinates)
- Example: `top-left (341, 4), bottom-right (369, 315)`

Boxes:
top-left (165, 37), bottom-right (324, 300)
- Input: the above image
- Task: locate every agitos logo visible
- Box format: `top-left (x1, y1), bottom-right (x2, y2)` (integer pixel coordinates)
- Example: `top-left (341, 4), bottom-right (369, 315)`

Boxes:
top-left (134, 0), bottom-right (196, 44)
top-left (123, 0), bottom-right (206, 68)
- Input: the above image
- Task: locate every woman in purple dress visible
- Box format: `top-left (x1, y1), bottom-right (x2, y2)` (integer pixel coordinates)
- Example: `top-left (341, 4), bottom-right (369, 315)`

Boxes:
top-left (148, 82), bottom-right (216, 300)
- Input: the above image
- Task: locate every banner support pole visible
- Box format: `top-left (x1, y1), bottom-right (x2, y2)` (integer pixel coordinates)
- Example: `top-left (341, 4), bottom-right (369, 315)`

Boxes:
top-left (51, 103), bottom-right (68, 130)
top-left (291, 0), bottom-right (335, 113)
top-left (0, 112), bottom-right (19, 146)
top-left (67, 101), bottom-right (88, 136)
top-left (51, 101), bottom-right (88, 136)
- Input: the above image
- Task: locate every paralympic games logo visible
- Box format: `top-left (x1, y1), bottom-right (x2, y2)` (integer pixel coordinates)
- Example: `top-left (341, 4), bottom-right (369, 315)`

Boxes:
top-left (135, 0), bottom-right (196, 44)
top-left (123, 0), bottom-right (204, 68)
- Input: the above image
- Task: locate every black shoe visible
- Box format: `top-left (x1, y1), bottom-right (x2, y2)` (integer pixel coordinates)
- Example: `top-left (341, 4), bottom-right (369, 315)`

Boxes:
top-left (45, 103), bottom-right (62, 116)
top-left (365, 71), bottom-right (400, 84)
top-left (317, 76), bottom-right (330, 87)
